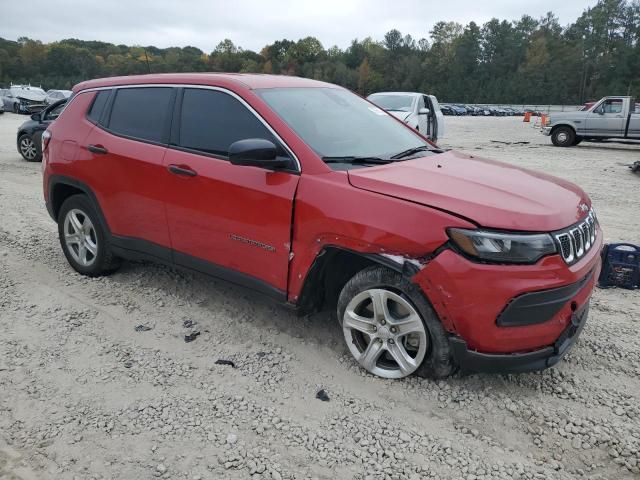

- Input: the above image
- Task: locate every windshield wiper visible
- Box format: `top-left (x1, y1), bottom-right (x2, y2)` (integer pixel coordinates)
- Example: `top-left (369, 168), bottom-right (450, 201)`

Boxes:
top-left (322, 156), bottom-right (392, 165)
top-left (390, 145), bottom-right (439, 159)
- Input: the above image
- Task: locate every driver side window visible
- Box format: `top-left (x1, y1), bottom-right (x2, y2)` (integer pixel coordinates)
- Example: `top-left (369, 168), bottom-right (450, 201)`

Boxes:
top-left (178, 88), bottom-right (287, 159)
top-left (598, 99), bottom-right (623, 114)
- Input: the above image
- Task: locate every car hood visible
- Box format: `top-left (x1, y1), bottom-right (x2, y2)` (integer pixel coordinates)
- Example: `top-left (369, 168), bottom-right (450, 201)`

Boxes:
top-left (347, 150), bottom-right (590, 231)
top-left (549, 111), bottom-right (589, 123)
top-left (16, 92), bottom-right (46, 102)
top-left (388, 111), bottom-right (412, 122)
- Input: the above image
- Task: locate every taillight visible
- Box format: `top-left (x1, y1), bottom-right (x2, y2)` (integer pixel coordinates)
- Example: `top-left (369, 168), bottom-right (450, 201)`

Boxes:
top-left (42, 129), bottom-right (51, 151)
top-left (41, 130), bottom-right (52, 170)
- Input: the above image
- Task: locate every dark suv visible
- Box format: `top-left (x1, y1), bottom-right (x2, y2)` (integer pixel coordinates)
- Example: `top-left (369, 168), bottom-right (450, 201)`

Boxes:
top-left (17, 99), bottom-right (67, 162)
top-left (42, 74), bottom-right (602, 379)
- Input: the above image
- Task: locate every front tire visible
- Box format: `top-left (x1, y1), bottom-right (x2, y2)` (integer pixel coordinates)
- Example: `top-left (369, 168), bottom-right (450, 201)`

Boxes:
top-left (337, 266), bottom-right (454, 379)
top-left (58, 195), bottom-right (120, 277)
top-left (13, 103), bottom-right (19, 114)
top-left (551, 126), bottom-right (576, 147)
top-left (18, 134), bottom-right (41, 162)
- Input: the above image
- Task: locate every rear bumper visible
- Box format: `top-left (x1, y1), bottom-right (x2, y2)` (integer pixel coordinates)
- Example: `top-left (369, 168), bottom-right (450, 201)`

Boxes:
top-left (450, 302), bottom-right (589, 373)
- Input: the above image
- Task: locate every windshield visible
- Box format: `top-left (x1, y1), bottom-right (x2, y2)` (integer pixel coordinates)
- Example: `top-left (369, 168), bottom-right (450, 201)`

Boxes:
top-left (367, 94), bottom-right (414, 112)
top-left (257, 88), bottom-right (427, 159)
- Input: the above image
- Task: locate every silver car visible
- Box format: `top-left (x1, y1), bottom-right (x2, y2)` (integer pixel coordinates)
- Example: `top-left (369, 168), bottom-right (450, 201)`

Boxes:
top-left (1, 85), bottom-right (47, 114)
top-left (45, 89), bottom-right (73, 105)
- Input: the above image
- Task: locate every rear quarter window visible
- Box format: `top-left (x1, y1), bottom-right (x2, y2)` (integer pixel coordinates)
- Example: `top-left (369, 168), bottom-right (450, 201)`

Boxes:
top-left (87, 90), bottom-right (110, 124)
top-left (107, 87), bottom-right (173, 143)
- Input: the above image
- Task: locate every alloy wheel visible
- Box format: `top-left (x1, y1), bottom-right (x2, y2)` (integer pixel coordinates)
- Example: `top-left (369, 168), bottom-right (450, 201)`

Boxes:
top-left (63, 209), bottom-right (98, 267)
top-left (19, 137), bottom-right (37, 160)
top-left (343, 289), bottom-right (429, 379)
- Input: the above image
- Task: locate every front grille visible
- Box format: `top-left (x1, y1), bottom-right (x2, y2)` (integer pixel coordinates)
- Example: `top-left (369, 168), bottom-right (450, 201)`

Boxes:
top-left (555, 209), bottom-right (597, 264)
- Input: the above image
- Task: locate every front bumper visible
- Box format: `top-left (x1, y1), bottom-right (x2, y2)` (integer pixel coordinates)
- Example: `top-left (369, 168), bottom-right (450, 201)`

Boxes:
top-left (450, 302), bottom-right (589, 373)
top-left (412, 228), bottom-right (602, 368)
top-left (542, 126), bottom-right (552, 136)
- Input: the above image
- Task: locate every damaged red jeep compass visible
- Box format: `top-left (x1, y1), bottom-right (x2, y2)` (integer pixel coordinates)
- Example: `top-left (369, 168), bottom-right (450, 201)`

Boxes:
top-left (42, 74), bottom-right (602, 379)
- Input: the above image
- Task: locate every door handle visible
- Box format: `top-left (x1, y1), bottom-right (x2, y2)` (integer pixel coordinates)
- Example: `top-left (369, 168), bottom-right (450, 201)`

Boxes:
top-left (168, 164), bottom-right (197, 177)
top-left (87, 144), bottom-right (108, 155)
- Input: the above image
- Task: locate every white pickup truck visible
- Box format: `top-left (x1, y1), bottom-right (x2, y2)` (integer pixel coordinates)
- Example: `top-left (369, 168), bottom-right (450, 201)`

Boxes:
top-left (544, 96), bottom-right (639, 147)
top-left (367, 92), bottom-right (444, 143)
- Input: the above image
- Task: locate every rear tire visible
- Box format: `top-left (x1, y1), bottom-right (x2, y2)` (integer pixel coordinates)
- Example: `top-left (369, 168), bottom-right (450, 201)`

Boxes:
top-left (337, 266), bottom-right (454, 379)
top-left (551, 126), bottom-right (576, 147)
top-left (574, 137), bottom-right (583, 146)
top-left (58, 195), bottom-right (121, 277)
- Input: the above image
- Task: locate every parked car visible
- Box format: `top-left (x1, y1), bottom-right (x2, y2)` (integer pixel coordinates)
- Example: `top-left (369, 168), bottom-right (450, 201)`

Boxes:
top-left (367, 92), bottom-right (444, 141)
top-left (544, 96), bottom-right (639, 146)
top-left (440, 105), bottom-right (455, 116)
top-left (43, 74), bottom-right (601, 379)
top-left (0, 85), bottom-right (47, 114)
top-left (450, 105), bottom-right (467, 115)
top-left (45, 89), bottom-right (72, 105)
top-left (17, 99), bottom-right (67, 161)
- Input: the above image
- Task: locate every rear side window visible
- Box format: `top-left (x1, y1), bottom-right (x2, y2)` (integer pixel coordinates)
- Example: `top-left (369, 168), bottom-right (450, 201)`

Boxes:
top-left (87, 90), bottom-right (110, 124)
top-left (108, 87), bottom-right (173, 143)
top-left (178, 88), bottom-right (275, 156)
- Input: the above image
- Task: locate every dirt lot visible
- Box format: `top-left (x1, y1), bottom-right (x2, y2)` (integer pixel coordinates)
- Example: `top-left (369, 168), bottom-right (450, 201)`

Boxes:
top-left (0, 112), bottom-right (639, 480)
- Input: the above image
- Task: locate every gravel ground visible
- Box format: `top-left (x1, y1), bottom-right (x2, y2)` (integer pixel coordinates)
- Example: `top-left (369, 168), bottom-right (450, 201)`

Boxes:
top-left (0, 112), bottom-right (639, 480)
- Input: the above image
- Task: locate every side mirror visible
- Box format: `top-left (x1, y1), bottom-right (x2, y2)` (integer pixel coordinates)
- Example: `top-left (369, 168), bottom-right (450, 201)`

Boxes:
top-left (229, 139), bottom-right (290, 169)
top-left (418, 107), bottom-right (430, 115)
top-left (30, 112), bottom-right (41, 121)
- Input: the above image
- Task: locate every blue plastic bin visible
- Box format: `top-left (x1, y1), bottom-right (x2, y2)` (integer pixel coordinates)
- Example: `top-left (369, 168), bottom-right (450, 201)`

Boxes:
top-left (598, 243), bottom-right (640, 289)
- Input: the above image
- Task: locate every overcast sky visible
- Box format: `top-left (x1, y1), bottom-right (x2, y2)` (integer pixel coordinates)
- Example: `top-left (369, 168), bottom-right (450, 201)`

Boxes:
top-left (2, 0), bottom-right (598, 52)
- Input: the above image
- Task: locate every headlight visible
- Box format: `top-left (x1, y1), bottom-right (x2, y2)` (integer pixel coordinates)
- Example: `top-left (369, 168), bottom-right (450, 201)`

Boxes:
top-left (448, 228), bottom-right (557, 264)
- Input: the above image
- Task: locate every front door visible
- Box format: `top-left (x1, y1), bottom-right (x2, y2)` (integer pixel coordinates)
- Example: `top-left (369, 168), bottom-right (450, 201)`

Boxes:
top-left (585, 98), bottom-right (626, 136)
top-left (417, 95), bottom-right (430, 136)
top-left (163, 87), bottom-right (299, 295)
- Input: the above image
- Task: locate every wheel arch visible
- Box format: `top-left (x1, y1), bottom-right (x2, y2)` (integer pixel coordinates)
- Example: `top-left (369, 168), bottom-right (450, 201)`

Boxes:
top-left (550, 123), bottom-right (576, 135)
top-left (295, 246), bottom-right (421, 316)
top-left (48, 176), bottom-right (110, 235)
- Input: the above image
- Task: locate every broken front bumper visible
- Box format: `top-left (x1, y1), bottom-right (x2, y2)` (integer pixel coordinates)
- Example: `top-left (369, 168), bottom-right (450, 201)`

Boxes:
top-left (449, 302), bottom-right (589, 373)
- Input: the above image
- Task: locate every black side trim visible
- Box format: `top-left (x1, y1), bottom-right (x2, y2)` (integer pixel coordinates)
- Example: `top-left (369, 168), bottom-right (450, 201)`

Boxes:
top-left (496, 269), bottom-right (593, 327)
top-left (173, 251), bottom-right (286, 302)
top-left (110, 235), bottom-right (172, 263)
top-left (109, 235), bottom-right (286, 303)
top-left (452, 303), bottom-right (589, 374)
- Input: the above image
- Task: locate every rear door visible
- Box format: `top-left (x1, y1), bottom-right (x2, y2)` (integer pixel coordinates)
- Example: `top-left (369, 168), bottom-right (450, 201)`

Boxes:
top-left (162, 87), bottom-right (299, 294)
top-left (81, 86), bottom-right (174, 252)
top-left (585, 98), bottom-right (626, 137)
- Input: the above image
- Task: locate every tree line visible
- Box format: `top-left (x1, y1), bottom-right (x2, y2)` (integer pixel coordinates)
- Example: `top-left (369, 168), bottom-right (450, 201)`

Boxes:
top-left (0, 0), bottom-right (638, 104)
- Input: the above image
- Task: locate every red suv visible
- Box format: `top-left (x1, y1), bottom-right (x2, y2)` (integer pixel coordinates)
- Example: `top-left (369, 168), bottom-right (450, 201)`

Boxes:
top-left (42, 74), bottom-right (602, 379)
